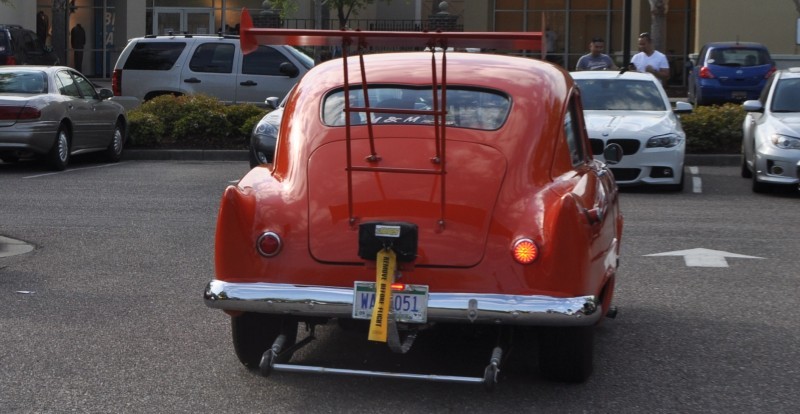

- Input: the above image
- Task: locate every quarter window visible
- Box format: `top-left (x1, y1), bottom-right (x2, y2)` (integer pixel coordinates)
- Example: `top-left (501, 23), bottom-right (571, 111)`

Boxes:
top-left (123, 42), bottom-right (185, 70)
top-left (55, 71), bottom-right (80, 97)
top-left (564, 100), bottom-right (587, 166)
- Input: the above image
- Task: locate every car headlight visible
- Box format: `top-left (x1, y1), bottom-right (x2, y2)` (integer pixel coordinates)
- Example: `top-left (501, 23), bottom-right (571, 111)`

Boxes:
top-left (770, 134), bottom-right (800, 150)
top-left (253, 121), bottom-right (278, 137)
top-left (646, 133), bottom-right (682, 148)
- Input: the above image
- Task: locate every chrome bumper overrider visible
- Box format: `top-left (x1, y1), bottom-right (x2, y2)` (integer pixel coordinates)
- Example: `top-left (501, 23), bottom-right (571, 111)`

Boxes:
top-left (204, 280), bottom-right (602, 326)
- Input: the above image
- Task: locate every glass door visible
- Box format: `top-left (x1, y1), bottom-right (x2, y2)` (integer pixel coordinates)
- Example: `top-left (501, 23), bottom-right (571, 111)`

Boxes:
top-left (154, 8), bottom-right (213, 35)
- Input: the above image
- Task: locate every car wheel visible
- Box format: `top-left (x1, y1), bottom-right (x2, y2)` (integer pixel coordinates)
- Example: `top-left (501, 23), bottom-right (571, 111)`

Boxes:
top-left (47, 125), bottom-right (70, 171)
top-left (249, 149), bottom-right (272, 168)
top-left (740, 153), bottom-right (752, 178)
top-left (105, 121), bottom-right (125, 163)
top-left (231, 312), bottom-right (298, 368)
top-left (537, 326), bottom-right (594, 383)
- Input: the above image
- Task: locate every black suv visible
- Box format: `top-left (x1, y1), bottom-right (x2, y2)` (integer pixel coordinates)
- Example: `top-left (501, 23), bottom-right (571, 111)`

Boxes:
top-left (0, 24), bottom-right (59, 66)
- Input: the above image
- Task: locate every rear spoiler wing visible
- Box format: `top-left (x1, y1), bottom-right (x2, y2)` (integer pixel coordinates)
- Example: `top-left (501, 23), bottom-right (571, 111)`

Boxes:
top-left (240, 8), bottom-right (542, 53)
top-left (239, 8), bottom-right (541, 230)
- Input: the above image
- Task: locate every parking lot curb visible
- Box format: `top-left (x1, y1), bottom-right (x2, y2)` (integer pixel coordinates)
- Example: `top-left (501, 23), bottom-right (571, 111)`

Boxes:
top-left (125, 149), bottom-right (248, 161)
top-left (685, 154), bottom-right (739, 166)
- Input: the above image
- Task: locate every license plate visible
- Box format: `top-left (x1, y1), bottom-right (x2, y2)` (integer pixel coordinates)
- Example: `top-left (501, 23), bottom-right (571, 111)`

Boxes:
top-left (352, 282), bottom-right (428, 323)
top-left (732, 91), bottom-right (747, 100)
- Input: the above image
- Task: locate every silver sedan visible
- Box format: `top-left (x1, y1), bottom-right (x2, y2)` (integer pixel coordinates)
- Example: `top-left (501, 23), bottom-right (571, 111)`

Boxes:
top-left (742, 67), bottom-right (800, 192)
top-left (0, 66), bottom-right (127, 170)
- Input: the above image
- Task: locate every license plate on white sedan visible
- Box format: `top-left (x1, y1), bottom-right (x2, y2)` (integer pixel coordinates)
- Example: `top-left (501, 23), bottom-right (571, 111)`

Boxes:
top-left (352, 282), bottom-right (428, 323)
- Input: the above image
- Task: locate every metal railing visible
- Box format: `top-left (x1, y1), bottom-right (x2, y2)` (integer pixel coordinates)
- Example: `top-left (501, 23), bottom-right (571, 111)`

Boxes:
top-left (282, 19), bottom-right (463, 32)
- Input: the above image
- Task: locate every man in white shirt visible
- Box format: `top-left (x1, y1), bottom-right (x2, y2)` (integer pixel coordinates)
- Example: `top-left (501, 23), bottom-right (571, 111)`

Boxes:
top-left (629, 32), bottom-right (670, 82)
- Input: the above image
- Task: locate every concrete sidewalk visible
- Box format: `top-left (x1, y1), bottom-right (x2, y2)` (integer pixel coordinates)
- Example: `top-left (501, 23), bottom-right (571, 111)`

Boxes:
top-left (124, 149), bottom-right (739, 166)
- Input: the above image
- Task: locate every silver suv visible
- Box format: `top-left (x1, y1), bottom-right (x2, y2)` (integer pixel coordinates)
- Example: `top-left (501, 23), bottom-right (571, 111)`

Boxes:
top-left (112, 34), bottom-right (313, 106)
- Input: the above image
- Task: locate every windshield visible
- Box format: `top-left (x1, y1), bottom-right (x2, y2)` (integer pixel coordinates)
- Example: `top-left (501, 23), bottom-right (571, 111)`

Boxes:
top-left (576, 78), bottom-right (666, 111)
top-left (771, 77), bottom-right (800, 113)
top-left (0, 70), bottom-right (48, 94)
top-left (322, 86), bottom-right (510, 130)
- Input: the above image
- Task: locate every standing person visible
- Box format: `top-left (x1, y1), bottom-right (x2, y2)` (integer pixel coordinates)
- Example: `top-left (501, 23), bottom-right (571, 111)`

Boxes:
top-left (575, 37), bottom-right (618, 71)
top-left (36, 11), bottom-right (49, 45)
top-left (70, 23), bottom-right (86, 73)
top-left (629, 32), bottom-right (670, 82)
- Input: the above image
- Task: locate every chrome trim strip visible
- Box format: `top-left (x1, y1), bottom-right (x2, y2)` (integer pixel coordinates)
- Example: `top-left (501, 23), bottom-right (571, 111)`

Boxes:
top-left (204, 280), bottom-right (601, 326)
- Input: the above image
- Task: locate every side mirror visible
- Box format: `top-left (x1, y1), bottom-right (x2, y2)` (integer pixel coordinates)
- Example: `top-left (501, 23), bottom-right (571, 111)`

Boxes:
top-left (279, 62), bottom-right (300, 78)
top-left (265, 96), bottom-right (279, 109)
top-left (603, 143), bottom-right (623, 165)
top-left (673, 101), bottom-right (693, 114)
top-left (742, 100), bottom-right (764, 113)
top-left (98, 88), bottom-right (114, 100)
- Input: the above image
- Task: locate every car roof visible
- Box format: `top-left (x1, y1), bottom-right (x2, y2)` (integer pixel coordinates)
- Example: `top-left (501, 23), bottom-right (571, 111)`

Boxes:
top-left (0, 66), bottom-right (74, 74)
top-left (569, 71), bottom-right (658, 81)
top-left (309, 51), bottom-right (566, 91)
top-left (777, 67), bottom-right (800, 77)
top-left (703, 41), bottom-right (769, 50)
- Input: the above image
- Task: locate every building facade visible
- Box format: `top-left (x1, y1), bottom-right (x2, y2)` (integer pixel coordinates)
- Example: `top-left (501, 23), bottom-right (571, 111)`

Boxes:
top-left (2, 1), bottom-right (798, 89)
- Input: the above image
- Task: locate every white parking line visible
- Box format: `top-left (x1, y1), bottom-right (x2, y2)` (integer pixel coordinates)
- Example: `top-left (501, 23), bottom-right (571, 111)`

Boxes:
top-left (688, 166), bottom-right (702, 193)
top-left (23, 162), bottom-right (123, 179)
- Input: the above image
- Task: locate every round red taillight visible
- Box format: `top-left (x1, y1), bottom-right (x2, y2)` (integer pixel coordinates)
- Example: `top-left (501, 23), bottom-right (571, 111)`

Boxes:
top-left (256, 231), bottom-right (282, 257)
top-left (512, 239), bottom-right (539, 265)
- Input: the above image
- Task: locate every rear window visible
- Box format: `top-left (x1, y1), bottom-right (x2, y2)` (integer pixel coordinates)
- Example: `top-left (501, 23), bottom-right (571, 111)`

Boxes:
top-left (0, 70), bottom-right (47, 94)
top-left (322, 86), bottom-right (510, 130)
top-left (576, 78), bottom-right (666, 111)
top-left (123, 42), bottom-right (186, 70)
top-left (707, 47), bottom-right (771, 67)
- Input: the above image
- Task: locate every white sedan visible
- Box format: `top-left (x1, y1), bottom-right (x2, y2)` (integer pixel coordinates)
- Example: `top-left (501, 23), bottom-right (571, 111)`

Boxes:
top-left (741, 67), bottom-right (800, 193)
top-left (572, 71), bottom-right (692, 191)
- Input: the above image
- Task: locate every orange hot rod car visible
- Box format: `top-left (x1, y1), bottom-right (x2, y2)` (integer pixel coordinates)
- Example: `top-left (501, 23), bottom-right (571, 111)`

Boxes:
top-left (204, 9), bottom-right (624, 388)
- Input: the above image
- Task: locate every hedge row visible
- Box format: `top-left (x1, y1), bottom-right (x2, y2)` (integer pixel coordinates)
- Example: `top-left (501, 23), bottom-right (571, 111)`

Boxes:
top-left (126, 94), bottom-right (268, 149)
top-left (126, 94), bottom-right (745, 154)
top-left (681, 103), bottom-right (745, 154)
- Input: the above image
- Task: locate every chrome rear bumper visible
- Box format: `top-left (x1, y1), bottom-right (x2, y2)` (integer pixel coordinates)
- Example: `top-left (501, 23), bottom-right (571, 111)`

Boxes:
top-left (203, 280), bottom-right (602, 326)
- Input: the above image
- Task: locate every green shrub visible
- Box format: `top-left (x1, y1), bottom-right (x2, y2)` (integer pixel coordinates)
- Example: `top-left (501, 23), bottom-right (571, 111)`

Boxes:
top-left (127, 94), bottom-right (268, 149)
top-left (681, 103), bottom-right (745, 154)
top-left (225, 104), bottom-right (268, 138)
top-left (127, 111), bottom-right (165, 147)
top-left (135, 94), bottom-right (184, 138)
top-left (172, 109), bottom-right (232, 148)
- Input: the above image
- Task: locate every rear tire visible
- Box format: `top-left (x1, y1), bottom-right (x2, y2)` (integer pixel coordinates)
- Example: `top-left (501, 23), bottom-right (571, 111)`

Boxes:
top-left (740, 154), bottom-right (752, 178)
top-left (105, 121), bottom-right (125, 163)
top-left (47, 125), bottom-right (70, 171)
top-left (538, 326), bottom-right (594, 383)
top-left (231, 313), bottom-right (298, 368)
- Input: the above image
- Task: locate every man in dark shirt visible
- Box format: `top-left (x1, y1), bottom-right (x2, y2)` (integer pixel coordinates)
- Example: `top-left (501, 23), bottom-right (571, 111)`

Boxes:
top-left (575, 37), bottom-right (617, 71)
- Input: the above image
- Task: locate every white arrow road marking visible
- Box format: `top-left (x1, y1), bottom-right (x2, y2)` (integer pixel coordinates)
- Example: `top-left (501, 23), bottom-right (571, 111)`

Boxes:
top-left (645, 248), bottom-right (763, 267)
